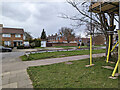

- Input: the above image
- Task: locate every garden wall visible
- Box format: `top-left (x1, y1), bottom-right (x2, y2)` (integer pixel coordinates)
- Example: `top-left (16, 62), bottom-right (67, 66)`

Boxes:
top-left (46, 43), bottom-right (77, 47)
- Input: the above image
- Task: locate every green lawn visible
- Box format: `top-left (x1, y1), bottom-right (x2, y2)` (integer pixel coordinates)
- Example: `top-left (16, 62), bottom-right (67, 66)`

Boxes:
top-left (54, 45), bottom-right (105, 49)
top-left (54, 46), bottom-right (78, 49)
top-left (35, 45), bottom-right (105, 49)
top-left (21, 49), bottom-right (106, 61)
top-left (27, 56), bottom-right (118, 88)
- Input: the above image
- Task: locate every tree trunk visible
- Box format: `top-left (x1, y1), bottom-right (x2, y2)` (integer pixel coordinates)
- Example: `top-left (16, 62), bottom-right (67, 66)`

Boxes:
top-left (109, 14), bottom-right (114, 59)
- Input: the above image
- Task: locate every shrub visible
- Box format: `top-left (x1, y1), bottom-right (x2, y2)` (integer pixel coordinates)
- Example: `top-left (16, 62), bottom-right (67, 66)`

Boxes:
top-left (81, 42), bottom-right (84, 46)
top-left (9, 46), bottom-right (14, 49)
top-left (17, 45), bottom-right (24, 49)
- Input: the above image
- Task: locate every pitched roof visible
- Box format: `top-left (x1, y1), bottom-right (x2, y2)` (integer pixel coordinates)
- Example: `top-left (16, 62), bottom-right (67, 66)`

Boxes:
top-left (1, 27), bottom-right (24, 34)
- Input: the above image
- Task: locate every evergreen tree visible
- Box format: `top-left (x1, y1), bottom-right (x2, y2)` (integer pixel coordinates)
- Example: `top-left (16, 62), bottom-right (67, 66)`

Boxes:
top-left (41, 29), bottom-right (46, 40)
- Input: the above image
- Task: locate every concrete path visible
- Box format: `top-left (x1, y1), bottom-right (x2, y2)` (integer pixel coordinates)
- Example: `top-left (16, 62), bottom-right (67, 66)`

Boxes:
top-left (1, 53), bottom-right (105, 89)
top-left (24, 53), bottom-right (105, 67)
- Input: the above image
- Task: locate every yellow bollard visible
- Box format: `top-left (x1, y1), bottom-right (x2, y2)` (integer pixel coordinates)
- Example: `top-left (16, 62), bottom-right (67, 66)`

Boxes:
top-left (79, 46), bottom-right (80, 48)
top-left (106, 35), bottom-right (111, 63)
top-left (90, 34), bottom-right (92, 65)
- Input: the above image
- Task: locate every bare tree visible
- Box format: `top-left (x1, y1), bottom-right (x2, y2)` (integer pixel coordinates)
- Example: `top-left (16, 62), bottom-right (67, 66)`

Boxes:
top-left (59, 27), bottom-right (75, 43)
top-left (60, 1), bottom-right (117, 57)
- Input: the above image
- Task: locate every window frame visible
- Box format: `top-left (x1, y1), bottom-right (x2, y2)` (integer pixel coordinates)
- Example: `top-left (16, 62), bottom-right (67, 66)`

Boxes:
top-left (2, 34), bottom-right (11, 37)
top-left (15, 34), bottom-right (21, 38)
top-left (4, 41), bottom-right (11, 46)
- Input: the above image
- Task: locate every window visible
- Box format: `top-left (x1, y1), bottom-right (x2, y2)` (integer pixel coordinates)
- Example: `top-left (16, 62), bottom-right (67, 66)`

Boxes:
top-left (2, 34), bottom-right (11, 37)
top-left (59, 37), bottom-right (60, 40)
top-left (15, 34), bottom-right (21, 37)
top-left (18, 42), bottom-right (22, 46)
top-left (56, 37), bottom-right (58, 40)
top-left (4, 41), bottom-right (11, 46)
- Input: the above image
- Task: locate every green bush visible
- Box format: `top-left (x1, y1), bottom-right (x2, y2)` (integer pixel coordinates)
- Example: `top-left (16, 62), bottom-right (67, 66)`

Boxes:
top-left (81, 42), bottom-right (84, 46)
top-left (17, 45), bottom-right (24, 49)
top-left (9, 46), bottom-right (14, 49)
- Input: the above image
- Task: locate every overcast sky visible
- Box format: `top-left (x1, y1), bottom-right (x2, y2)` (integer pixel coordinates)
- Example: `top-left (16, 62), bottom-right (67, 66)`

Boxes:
top-left (0, 1), bottom-right (86, 38)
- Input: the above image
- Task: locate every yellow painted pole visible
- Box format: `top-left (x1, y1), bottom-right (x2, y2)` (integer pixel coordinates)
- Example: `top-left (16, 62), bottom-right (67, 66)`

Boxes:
top-left (106, 35), bottom-right (111, 63)
top-left (118, 30), bottom-right (120, 74)
top-left (112, 30), bottom-right (120, 76)
top-left (90, 34), bottom-right (92, 65)
top-left (112, 59), bottom-right (119, 77)
top-left (110, 41), bottom-right (119, 52)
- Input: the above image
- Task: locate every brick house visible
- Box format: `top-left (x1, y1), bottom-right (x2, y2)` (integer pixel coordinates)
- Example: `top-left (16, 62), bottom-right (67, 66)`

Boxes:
top-left (0, 24), bottom-right (24, 47)
top-left (47, 33), bottom-right (67, 43)
top-left (47, 33), bottom-right (76, 43)
top-left (93, 35), bottom-right (106, 45)
top-left (47, 33), bottom-right (77, 47)
top-left (75, 37), bottom-right (90, 45)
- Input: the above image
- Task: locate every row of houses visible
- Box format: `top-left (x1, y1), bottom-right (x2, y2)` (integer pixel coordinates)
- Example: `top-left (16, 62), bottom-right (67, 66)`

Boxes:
top-left (1, 24), bottom-right (116, 47)
top-left (47, 33), bottom-right (107, 46)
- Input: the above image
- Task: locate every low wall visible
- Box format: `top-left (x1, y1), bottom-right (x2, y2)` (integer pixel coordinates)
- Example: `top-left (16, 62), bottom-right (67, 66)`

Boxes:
top-left (47, 43), bottom-right (77, 47)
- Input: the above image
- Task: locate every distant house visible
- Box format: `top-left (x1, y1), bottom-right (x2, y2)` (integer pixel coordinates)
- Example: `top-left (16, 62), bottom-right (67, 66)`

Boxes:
top-left (75, 37), bottom-right (90, 45)
top-left (47, 33), bottom-right (77, 47)
top-left (93, 35), bottom-right (106, 45)
top-left (0, 24), bottom-right (24, 47)
top-left (47, 33), bottom-right (66, 43)
top-left (47, 33), bottom-right (76, 43)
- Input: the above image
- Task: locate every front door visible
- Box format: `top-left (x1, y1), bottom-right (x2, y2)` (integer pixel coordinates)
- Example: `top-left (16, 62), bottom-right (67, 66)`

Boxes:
top-left (14, 42), bottom-right (17, 47)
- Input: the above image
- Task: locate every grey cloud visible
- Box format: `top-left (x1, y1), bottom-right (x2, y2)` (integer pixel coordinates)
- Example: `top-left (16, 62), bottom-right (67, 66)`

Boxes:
top-left (33, 3), bottom-right (60, 21)
top-left (2, 2), bottom-right (31, 22)
top-left (1, 2), bottom-right (84, 38)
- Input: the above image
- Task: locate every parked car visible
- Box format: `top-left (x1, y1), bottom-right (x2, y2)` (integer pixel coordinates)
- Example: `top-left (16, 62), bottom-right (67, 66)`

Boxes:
top-left (0, 46), bottom-right (12, 52)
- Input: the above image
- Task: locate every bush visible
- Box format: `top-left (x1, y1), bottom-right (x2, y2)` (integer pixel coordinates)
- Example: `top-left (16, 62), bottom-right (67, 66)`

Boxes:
top-left (17, 45), bottom-right (24, 49)
top-left (9, 46), bottom-right (14, 49)
top-left (30, 45), bottom-right (35, 49)
top-left (81, 42), bottom-right (84, 46)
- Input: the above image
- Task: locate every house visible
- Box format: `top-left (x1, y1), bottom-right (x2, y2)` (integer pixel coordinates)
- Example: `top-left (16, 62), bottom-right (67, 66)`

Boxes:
top-left (47, 33), bottom-right (76, 43)
top-left (47, 33), bottom-right (77, 47)
top-left (0, 24), bottom-right (24, 47)
top-left (47, 33), bottom-right (67, 43)
top-left (75, 37), bottom-right (90, 46)
top-left (93, 35), bottom-right (106, 45)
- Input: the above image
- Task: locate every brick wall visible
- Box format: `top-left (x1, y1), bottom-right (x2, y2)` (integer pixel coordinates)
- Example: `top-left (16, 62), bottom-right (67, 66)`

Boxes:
top-left (2, 34), bottom-right (24, 46)
top-left (47, 43), bottom-right (77, 47)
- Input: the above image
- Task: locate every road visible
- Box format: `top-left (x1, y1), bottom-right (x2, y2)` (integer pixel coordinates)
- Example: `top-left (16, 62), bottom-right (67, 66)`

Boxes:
top-left (0, 51), bottom-right (25, 64)
top-left (0, 46), bottom-right (106, 63)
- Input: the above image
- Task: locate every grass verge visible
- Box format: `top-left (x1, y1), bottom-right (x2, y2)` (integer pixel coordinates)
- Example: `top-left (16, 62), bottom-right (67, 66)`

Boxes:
top-left (27, 56), bottom-right (118, 88)
top-left (21, 49), bottom-right (105, 61)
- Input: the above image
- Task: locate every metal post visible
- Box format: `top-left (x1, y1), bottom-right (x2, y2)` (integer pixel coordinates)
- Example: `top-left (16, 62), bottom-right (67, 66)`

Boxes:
top-left (90, 34), bottom-right (92, 65)
top-left (90, 1), bottom-right (92, 66)
top-left (110, 41), bottom-right (119, 52)
top-left (112, 30), bottom-right (120, 76)
top-left (118, 0), bottom-right (120, 74)
top-left (106, 35), bottom-right (111, 63)
top-left (111, 1), bottom-right (120, 77)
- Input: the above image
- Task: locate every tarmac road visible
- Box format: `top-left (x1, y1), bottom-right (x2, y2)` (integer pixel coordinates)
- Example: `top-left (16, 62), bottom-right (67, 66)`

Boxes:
top-left (0, 51), bottom-right (25, 64)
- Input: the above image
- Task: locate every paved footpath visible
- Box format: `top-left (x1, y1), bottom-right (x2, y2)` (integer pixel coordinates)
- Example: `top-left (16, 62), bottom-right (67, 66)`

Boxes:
top-left (1, 53), bottom-right (105, 89)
